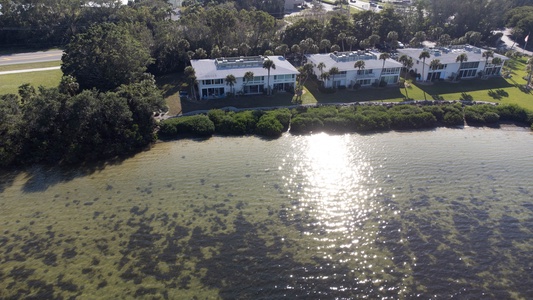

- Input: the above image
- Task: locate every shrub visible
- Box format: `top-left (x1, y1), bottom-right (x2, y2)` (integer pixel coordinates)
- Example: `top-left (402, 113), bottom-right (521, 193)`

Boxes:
top-left (217, 114), bottom-right (245, 135)
top-left (269, 108), bottom-right (291, 131)
top-left (482, 111), bottom-right (500, 124)
top-left (290, 116), bottom-right (324, 134)
top-left (464, 109), bottom-right (484, 124)
top-left (255, 115), bottom-right (284, 137)
top-left (422, 105), bottom-right (444, 122)
top-left (207, 109), bottom-right (226, 126)
top-left (323, 116), bottom-right (353, 133)
top-left (443, 111), bottom-right (464, 126)
top-left (495, 104), bottom-right (530, 124)
top-left (159, 115), bottom-right (215, 138)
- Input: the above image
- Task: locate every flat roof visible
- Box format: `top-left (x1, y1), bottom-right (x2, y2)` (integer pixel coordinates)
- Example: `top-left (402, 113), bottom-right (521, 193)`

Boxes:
top-left (397, 45), bottom-right (509, 64)
top-left (306, 51), bottom-right (403, 71)
top-left (191, 56), bottom-right (299, 80)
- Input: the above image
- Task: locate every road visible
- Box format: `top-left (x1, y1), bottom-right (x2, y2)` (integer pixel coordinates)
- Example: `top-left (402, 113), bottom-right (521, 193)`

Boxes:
top-left (0, 50), bottom-right (62, 67)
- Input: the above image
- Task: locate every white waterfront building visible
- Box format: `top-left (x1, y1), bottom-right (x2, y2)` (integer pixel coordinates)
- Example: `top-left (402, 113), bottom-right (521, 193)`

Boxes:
top-left (306, 51), bottom-right (403, 88)
top-left (190, 56), bottom-right (299, 100)
top-left (397, 45), bottom-right (509, 81)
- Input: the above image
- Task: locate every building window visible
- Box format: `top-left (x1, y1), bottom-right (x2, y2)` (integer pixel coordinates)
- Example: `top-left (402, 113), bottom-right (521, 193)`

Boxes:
top-left (203, 79), bottom-right (224, 85)
top-left (357, 69), bottom-right (373, 75)
top-left (201, 87), bottom-right (225, 99)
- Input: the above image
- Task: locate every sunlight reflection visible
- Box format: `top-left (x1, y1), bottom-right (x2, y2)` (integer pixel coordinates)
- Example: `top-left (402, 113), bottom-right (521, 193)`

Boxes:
top-left (283, 133), bottom-right (381, 266)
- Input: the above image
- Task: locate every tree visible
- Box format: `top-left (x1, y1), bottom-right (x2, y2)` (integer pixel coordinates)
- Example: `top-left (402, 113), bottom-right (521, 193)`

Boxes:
top-left (482, 50), bottom-right (494, 73)
top-left (465, 31), bottom-right (482, 46)
top-left (211, 45), bottom-right (222, 58)
top-left (378, 53), bottom-right (391, 84)
top-left (263, 58), bottom-right (276, 95)
top-left (437, 34), bottom-right (452, 47)
top-left (317, 62), bottom-right (326, 76)
top-left (455, 53), bottom-right (468, 81)
top-left (239, 43), bottom-right (251, 56)
top-left (320, 72), bottom-right (330, 87)
top-left (387, 31), bottom-right (399, 49)
top-left (298, 63), bottom-right (315, 87)
top-left (61, 23), bottom-right (152, 91)
top-left (225, 74), bottom-right (237, 96)
top-left (410, 31), bottom-right (426, 48)
top-left (354, 60), bottom-right (365, 72)
top-left (320, 39), bottom-right (332, 54)
top-left (354, 60), bottom-right (365, 87)
top-left (242, 71), bottom-right (254, 93)
top-left (346, 36), bottom-right (358, 51)
top-left (399, 55), bottom-right (413, 79)
top-left (328, 67), bottom-right (340, 89)
top-left (331, 44), bottom-right (341, 52)
top-left (59, 75), bottom-right (79, 96)
top-left (419, 50), bottom-right (431, 82)
top-left (184, 66), bottom-right (197, 100)
top-left (429, 59), bottom-right (442, 81)
top-left (368, 34), bottom-right (381, 49)
top-left (338, 33), bottom-right (346, 52)
top-left (275, 44), bottom-right (289, 57)
top-left (116, 74), bottom-right (167, 148)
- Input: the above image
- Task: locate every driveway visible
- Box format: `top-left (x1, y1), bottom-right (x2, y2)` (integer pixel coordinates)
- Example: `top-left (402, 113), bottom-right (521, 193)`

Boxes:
top-left (493, 28), bottom-right (533, 56)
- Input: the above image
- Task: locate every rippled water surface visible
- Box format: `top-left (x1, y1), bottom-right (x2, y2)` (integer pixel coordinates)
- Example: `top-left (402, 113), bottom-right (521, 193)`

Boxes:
top-left (1, 127), bottom-right (533, 299)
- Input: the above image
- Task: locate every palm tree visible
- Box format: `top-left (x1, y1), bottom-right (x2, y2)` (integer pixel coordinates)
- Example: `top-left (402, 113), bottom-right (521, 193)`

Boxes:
top-left (482, 50), bottom-right (494, 73)
top-left (338, 33), bottom-right (346, 52)
top-left (419, 50), bottom-right (431, 82)
top-left (263, 58), bottom-right (276, 95)
top-left (398, 54), bottom-right (413, 78)
top-left (491, 57), bottom-right (503, 76)
top-left (378, 52), bottom-right (390, 85)
top-left (429, 59), bottom-right (442, 81)
top-left (354, 60), bottom-right (365, 71)
top-left (346, 36), bottom-right (357, 51)
top-left (328, 67), bottom-right (340, 89)
top-left (298, 62), bottom-right (315, 87)
top-left (368, 34), bottom-right (380, 49)
top-left (455, 53), bottom-right (468, 81)
top-left (242, 71), bottom-right (254, 94)
top-left (275, 44), bottom-right (289, 58)
top-left (184, 66), bottom-right (197, 100)
top-left (317, 62), bottom-right (326, 76)
top-left (387, 31), bottom-right (399, 49)
top-left (320, 71), bottom-right (330, 87)
top-left (320, 39), bottom-right (331, 54)
top-left (225, 74), bottom-right (237, 96)
top-left (354, 60), bottom-right (365, 86)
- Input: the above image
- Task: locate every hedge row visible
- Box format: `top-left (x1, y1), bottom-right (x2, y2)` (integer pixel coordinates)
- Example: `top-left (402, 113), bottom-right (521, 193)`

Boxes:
top-left (290, 103), bottom-right (465, 134)
top-left (158, 108), bottom-right (292, 139)
top-left (465, 104), bottom-right (533, 126)
top-left (159, 103), bottom-right (533, 140)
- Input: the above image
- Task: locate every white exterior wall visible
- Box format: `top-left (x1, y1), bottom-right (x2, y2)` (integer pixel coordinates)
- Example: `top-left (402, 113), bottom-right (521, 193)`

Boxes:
top-left (316, 68), bottom-right (400, 88)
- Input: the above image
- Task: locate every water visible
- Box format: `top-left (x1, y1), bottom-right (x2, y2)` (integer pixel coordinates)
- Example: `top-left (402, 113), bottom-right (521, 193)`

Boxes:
top-left (1, 127), bottom-right (532, 299)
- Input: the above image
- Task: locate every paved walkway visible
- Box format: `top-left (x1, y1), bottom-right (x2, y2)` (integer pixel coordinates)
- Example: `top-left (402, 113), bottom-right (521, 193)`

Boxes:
top-left (0, 66), bottom-right (60, 75)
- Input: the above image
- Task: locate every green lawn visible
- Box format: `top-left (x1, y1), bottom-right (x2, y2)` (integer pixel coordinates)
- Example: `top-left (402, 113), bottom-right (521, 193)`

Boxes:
top-left (404, 57), bottom-right (533, 111)
top-left (0, 69), bottom-right (63, 95)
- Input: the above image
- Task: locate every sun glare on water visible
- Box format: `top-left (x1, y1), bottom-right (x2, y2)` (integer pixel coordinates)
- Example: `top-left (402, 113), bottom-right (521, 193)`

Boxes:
top-left (283, 133), bottom-right (381, 260)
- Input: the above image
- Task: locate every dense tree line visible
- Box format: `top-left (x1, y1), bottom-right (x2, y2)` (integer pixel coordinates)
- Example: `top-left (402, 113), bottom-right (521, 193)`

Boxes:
top-left (0, 76), bottom-right (166, 166)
